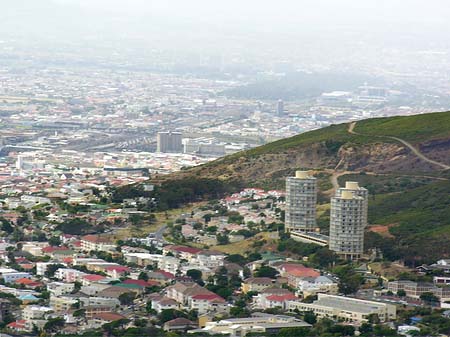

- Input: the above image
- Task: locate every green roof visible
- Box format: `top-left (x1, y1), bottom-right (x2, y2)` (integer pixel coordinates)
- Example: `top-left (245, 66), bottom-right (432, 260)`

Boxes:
top-left (116, 283), bottom-right (143, 289)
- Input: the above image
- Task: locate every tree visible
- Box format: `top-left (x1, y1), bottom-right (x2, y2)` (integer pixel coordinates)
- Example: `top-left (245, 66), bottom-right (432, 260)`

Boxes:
top-left (226, 254), bottom-right (247, 265)
top-left (205, 226), bottom-right (217, 234)
top-left (202, 214), bottom-right (213, 223)
top-left (372, 325), bottom-right (398, 336)
top-left (216, 233), bottom-right (230, 245)
top-left (57, 218), bottom-right (91, 235)
top-left (230, 306), bottom-right (250, 318)
top-left (359, 322), bottom-right (373, 335)
top-left (158, 309), bottom-right (187, 324)
top-left (278, 327), bottom-right (312, 337)
top-left (138, 272), bottom-right (149, 281)
top-left (187, 269), bottom-right (202, 282)
top-left (48, 236), bottom-right (62, 246)
top-left (254, 266), bottom-right (278, 279)
top-left (247, 252), bottom-right (262, 262)
top-left (310, 248), bottom-right (337, 268)
top-left (397, 289), bottom-right (406, 297)
top-left (420, 292), bottom-right (439, 303)
top-left (129, 213), bottom-right (143, 226)
top-left (44, 317), bottom-right (65, 333)
top-left (329, 324), bottom-right (355, 336)
top-left (303, 311), bottom-right (317, 324)
top-left (302, 294), bottom-right (318, 303)
top-left (102, 318), bottom-right (130, 335)
top-left (73, 309), bottom-right (86, 318)
top-left (334, 265), bottom-right (363, 295)
top-left (0, 218), bottom-right (14, 234)
top-left (368, 313), bottom-right (380, 324)
top-left (45, 264), bottom-right (65, 278)
top-left (118, 292), bottom-right (136, 306)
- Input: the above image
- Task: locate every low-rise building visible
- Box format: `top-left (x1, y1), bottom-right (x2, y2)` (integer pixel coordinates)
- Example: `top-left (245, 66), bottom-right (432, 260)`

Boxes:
top-left (80, 235), bottom-right (115, 252)
top-left (163, 245), bottom-right (202, 262)
top-left (164, 317), bottom-right (197, 332)
top-left (295, 275), bottom-right (339, 296)
top-left (87, 312), bottom-right (126, 329)
top-left (188, 313), bottom-right (311, 337)
top-left (254, 288), bottom-right (298, 310)
top-left (50, 295), bottom-right (78, 313)
top-left (151, 295), bottom-right (179, 313)
top-left (288, 294), bottom-right (396, 323)
top-left (388, 280), bottom-right (450, 301)
top-left (47, 282), bottom-right (75, 296)
top-left (166, 282), bottom-right (228, 314)
top-left (1, 271), bottom-right (31, 283)
top-left (242, 277), bottom-right (275, 294)
top-left (194, 250), bottom-right (226, 269)
top-left (22, 305), bottom-right (53, 330)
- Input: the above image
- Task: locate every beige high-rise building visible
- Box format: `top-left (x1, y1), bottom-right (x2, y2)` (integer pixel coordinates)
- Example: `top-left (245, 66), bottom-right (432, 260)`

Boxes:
top-left (336, 181), bottom-right (368, 220)
top-left (329, 187), bottom-right (367, 260)
top-left (285, 171), bottom-right (317, 232)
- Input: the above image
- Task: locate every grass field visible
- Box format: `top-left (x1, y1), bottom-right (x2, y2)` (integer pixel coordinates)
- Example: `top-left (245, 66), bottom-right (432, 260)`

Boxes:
top-left (210, 232), bottom-right (277, 255)
top-left (354, 111), bottom-right (450, 143)
top-left (369, 262), bottom-right (414, 281)
top-left (112, 204), bottom-right (201, 241)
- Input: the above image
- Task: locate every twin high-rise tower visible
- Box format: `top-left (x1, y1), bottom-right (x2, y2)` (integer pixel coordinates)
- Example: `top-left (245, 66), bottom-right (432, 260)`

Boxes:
top-left (285, 172), bottom-right (368, 260)
top-left (329, 182), bottom-right (368, 260)
top-left (285, 171), bottom-right (317, 232)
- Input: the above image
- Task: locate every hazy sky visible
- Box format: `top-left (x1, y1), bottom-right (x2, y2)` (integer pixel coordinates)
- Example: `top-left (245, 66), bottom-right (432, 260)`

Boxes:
top-left (2, 0), bottom-right (450, 72)
top-left (5, 0), bottom-right (450, 32)
top-left (54, 0), bottom-right (450, 24)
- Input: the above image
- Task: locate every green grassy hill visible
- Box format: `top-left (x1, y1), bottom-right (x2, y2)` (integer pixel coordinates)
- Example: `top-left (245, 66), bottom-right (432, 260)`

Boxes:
top-left (165, 111), bottom-right (450, 187)
top-left (354, 112), bottom-right (450, 143)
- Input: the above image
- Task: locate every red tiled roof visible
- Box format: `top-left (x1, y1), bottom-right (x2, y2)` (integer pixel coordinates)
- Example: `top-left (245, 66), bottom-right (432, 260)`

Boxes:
top-left (92, 312), bottom-right (125, 322)
top-left (281, 264), bottom-right (320, 278)
top-left (266, 293), bottom-right (298, 302)
top-left (154, 270), bottom-right (175, 279)
top-left (104, 265), bottom-right (130, 272)
top-left (191, 294), bottom-right (225, 302)
top-left (245, 277), bottom-right (273, 284)
top-left (81, 235), bottom-right (111, 243)
top-left (83, 274), bottom-right (106, 282)
top-left (18, 263), bottom-right (35, 270)
top-left (164, 318), bottom-right (195, 327)
top-left (14, 278), bottom-right (35, 285)
top-left (165, 245), bottom-right (202, 255)
top-left (123, 279), bottom-right (148, 287)
top-left (7, 320), bottom-right (26, 329)
top-left (63, 257), bottom-right (73, 264)
top-left (42, 246), bottom-right (69, 253)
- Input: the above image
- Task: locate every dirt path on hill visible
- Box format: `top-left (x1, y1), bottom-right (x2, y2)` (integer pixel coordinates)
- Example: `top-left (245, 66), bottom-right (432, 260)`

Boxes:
top-left (348, 121), bottom-right (450, 170)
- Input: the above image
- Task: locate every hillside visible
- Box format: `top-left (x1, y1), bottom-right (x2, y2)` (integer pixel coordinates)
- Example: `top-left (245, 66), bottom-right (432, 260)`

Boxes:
top-left (114, 112), bottom-right (450, 264)
top-left (162, 111), bottom-right (450, 188)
